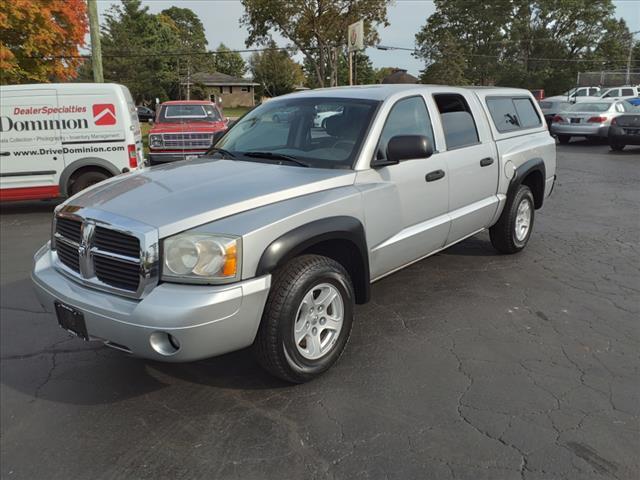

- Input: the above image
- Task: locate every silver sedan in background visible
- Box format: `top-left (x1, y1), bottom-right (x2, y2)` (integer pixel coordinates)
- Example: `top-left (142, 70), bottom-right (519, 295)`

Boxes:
top-left (550, 100), bottom-right (633, 144)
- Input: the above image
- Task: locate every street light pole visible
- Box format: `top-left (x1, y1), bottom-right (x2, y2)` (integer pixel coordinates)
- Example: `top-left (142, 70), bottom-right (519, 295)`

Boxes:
top-left (87, 0), bottom-right (104, 83)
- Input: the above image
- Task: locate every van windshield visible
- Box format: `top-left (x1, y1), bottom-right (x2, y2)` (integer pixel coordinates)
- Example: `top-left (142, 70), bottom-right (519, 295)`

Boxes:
top-left (158, 104), bottom-right (221, 123)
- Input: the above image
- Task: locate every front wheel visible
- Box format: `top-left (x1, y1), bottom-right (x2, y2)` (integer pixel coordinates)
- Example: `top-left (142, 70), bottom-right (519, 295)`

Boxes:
top-left (69, 170), bottom-right (109, 196)
top-left (557, 135), bottom-right (571, 144)
top-left (253, 255), bottom-right (354, 383)
top-left (489, 184), bottom-right (535, 254)
top-left (610, 144), bottom-right (625, 151)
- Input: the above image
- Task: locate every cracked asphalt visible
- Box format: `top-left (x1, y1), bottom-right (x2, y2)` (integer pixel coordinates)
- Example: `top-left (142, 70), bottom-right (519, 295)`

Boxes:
top-left (1, 141), bottom-right (638, 480)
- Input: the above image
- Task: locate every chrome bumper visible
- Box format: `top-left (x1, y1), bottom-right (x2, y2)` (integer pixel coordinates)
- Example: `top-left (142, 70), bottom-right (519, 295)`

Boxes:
top-left (32, 243), bottom-right (271, 362)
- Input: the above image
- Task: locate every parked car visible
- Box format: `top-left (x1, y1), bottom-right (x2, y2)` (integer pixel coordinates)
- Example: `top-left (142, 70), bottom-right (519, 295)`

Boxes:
top-left (627, 97), bottom-right (640, 106)
top-left (538, 99), bottom-right (571, 126)
top-left (530, 89), bottom-right (545, 101)
top-left (136, 105), bottom-right (155, 123)
top-left (148, 100), bottom-right (228, 165)
top-left (0, 83), bottom-right (143, 201)
top-left (608, 103), bottom-right (640, 151)
top-left (599, 86), bottom-right (639, 101)
top-left (313, 108), bottom-right (343, 128)
top-left (32, 85), bottom-right (556, 383)
top-left (550, 100), bottom-right (629, 144)
top-left (544, 86), bottom-right (601, 104)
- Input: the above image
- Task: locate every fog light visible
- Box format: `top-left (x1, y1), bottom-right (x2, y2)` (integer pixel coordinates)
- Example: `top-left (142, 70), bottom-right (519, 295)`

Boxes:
top-left (149, 331), bottom-right (181, 356)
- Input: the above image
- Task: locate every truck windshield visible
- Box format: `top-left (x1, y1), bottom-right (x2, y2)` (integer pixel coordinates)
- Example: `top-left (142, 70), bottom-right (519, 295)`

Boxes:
top-left (212, 97), bottom-right (380, 169)
top-left (158, 104), bottom-right (221, 123)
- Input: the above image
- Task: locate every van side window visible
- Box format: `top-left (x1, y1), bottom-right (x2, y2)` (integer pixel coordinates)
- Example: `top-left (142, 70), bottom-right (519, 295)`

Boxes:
top-left (377, 96), bottom-right (435, 160)
top-left (487, 97), bottom-right (541, 132)
top-left (433, 94), bottom-right (479, 149)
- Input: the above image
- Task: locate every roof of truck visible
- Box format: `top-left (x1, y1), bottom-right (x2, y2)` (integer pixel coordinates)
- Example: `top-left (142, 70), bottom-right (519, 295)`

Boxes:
top-left (277, 84), bottom-right (532, 102)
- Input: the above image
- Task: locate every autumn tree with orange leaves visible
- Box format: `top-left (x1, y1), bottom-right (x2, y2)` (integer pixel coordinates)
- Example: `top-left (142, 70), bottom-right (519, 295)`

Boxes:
top-left (0, 0), bottom-right (88, 84)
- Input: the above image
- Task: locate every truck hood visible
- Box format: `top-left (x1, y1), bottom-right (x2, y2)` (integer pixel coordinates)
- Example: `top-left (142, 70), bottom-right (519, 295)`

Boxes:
top-left (150, 121), bottom-right (227, 134)
top-left (69, 159), bottom-right (356, 237)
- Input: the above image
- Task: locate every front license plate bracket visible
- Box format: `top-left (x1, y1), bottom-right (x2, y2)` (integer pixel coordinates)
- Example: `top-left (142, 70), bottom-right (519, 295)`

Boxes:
top-left (54, 301), bottom-right (89, 341)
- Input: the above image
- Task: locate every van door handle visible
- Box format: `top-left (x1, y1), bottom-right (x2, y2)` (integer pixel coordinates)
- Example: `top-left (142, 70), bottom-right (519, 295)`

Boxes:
top-left (0, 152), bottom-right (9, 156)
top-left (425, 170), bottom-right (445, 182)
top-left (480, 157), bottom-right (494, 167)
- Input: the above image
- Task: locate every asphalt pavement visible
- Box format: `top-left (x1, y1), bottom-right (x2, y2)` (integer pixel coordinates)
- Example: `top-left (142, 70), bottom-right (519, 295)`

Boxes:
top-left (1, 141), bottom-right (638, 480)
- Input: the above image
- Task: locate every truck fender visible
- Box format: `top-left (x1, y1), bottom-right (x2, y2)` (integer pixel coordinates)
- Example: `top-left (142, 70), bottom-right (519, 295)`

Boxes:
top-left (59, 157), bottom-right (122, 196)
top-left (256, 216), bottom-right (371, 304)
top-left (508, 158), bottom-right (546, 209)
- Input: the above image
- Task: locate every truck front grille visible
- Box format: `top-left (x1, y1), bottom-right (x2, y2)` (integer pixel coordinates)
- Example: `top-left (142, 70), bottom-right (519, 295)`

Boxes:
top-left (162, 132), bottom-right (214, 149)
top-left (53, 210), bottom-right (158, 298)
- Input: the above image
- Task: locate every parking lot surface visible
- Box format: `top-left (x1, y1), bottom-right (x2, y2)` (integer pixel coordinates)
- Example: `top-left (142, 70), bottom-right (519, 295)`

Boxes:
top-left (1, 142), bottom-right (638, 480)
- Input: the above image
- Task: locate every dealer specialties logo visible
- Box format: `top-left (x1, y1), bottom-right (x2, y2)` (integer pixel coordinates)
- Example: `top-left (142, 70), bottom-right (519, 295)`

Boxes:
top-left (0, 103), bottom-right (117, 132)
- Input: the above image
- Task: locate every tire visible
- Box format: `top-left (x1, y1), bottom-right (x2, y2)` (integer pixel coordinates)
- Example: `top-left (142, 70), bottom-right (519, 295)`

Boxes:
top-left (489, 184), bottom-right (535, 254)
top-left (69, 170), bottom-right (109, 196)
top-left (253, 254), bottom-right (355, 383)
top-left (557, 135), bottom-right (571, 144)
top-left (610, 144), bottom-right (625, 151)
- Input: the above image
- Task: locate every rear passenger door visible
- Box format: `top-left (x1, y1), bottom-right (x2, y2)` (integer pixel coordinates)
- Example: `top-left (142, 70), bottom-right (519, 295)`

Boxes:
top-left (431, 92), bottom-right (499, 244)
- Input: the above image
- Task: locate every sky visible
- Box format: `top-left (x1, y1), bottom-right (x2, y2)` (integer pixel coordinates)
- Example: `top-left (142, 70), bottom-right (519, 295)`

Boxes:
top-left (96, 0), bottom-right (640, 77)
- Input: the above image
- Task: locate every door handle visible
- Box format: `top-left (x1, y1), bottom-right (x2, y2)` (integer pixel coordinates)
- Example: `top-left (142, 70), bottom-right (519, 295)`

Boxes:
top-left (425, 169), bottom-right (445, 182)
top-left (480, 157), bottom-right (494, 167)
top-left (0, 152), bottom-right (9, 157)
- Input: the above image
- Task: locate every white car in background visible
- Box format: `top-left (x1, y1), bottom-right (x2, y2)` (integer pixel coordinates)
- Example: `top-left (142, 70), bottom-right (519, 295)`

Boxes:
top-left (543, 86), bottom-right (601, 104)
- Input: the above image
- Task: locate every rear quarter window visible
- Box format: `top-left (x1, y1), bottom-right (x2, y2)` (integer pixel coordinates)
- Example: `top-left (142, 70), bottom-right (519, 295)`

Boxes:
top-left (433, 93), bottom-right (479, 149)
top-left (486, 97), bottom-right (541, 132)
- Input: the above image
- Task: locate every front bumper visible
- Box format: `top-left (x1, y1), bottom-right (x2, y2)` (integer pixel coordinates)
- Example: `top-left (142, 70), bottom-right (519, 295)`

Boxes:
top-left (32, 243), bottom-right (271, 362)
top-left (149, 151), bottom-right (208, 165)
top-left (551, 123), bottom-right (609, 138)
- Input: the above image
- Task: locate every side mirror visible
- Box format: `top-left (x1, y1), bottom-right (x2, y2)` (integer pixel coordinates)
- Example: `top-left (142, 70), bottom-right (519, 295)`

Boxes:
top-left (380, 135), bottom-right (432, 165)
top-left (211, 130), bottom-right (226, 144)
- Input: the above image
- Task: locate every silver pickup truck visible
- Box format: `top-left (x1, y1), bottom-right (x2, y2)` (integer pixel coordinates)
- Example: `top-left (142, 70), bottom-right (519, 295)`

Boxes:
top-left (32, 85), bottom-right (556, 382)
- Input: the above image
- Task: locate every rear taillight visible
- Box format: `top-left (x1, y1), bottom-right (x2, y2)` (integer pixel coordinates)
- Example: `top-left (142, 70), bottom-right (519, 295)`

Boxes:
top-left (127, 144), bottom-right (138, 168)
top-left (587, 116), bottom-right (607, 123)
top-left (552, 115), bottom-right (565, 123)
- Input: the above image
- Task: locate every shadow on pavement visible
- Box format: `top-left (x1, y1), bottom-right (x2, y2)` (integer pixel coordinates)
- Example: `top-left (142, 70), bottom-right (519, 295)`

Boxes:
top-left (0, 199), bottom-right (61, 215)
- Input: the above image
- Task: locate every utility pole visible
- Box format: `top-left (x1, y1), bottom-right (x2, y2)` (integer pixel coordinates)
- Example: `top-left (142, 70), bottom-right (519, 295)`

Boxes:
top-left (87, 0), bottom-right (104, 83)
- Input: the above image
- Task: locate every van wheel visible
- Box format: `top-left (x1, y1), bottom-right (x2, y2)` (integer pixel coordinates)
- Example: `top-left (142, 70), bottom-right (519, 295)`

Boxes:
top-left (253, 255), bottom-right (354, 383)
top-left (610, 144), bottom-right (625, 151)
top-left (557, 135), bottom-right (570, 144)
top-left (69, 170), bottom-right (109, 196)
top-left (490, 184), bottom-right (535, 254)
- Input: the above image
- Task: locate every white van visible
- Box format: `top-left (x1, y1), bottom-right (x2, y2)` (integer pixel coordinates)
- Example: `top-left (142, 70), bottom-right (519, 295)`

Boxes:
top-left (0, 83), bottom-right (143, 201)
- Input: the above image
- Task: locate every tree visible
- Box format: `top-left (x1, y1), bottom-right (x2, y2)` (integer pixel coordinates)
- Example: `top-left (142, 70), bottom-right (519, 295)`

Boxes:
top-left (418, 32), bottom-right (468, 85)
top-left (99, 0), bottom-right (183, 102)
top-left (337, 51), bottom-right (375, 85)
top-left (414, 0), bottom-right (629, 94)
top-left (212, 43), bottom-right (247, 77)
top-left (249, 41), bottom-right (304, 97)
top-left (161, 6), bottom-right (212, 72)
top-left (241, 0), bottom-right (391, 87)
top-left (0, 0), bottom-right (88, 84)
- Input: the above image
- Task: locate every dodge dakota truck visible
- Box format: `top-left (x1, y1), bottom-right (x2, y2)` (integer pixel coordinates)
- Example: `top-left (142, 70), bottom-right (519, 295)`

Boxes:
top-left (32, 85), bottom-right (556, 383)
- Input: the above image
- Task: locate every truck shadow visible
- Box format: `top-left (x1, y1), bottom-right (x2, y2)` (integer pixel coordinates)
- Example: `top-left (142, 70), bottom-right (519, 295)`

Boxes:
top-left (0, 199), bottom-right (61, 215)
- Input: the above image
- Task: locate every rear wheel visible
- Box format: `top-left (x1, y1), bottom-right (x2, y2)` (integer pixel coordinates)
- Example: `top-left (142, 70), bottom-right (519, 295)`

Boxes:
top-left (490, 184), bottom-right (535, 254)
top-left (69, 170), bottom-right (109, 196)
top-left (253, 255), bottom-right (354, 383)
top-left (557, 135), bottom-right (571, 144)
top-left (610, 144), bottom-right (625, 151)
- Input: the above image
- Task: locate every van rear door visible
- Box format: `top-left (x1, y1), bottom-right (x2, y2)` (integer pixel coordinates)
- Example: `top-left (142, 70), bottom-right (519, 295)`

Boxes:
top-left (0, 89), bottom-right (62, 200)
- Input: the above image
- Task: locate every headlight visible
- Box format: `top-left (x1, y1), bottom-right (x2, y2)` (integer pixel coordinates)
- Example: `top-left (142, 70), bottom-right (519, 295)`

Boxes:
top-left (149, 134), bottom-right (163, 148)
top-left (162, 233), bottom-right (240, 284)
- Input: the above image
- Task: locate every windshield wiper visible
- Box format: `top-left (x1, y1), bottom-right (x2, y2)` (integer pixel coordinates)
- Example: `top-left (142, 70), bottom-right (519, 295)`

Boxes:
top-left (242, 151), bottom-right (310, 167)
top-left (207, 147), bottom-right (237, 159)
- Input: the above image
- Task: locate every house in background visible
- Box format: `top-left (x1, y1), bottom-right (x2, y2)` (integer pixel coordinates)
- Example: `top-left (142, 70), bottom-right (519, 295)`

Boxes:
top-left (185, 72), bottom-right (259, 107)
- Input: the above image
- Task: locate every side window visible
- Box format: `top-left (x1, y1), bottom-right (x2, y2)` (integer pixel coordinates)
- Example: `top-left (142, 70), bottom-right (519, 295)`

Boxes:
top-left (377, 96), bottom-right (435, 159)
top-left (486, 98), bottom-right (520, 132)
top-left (603, 89), bottom-right (619, 98)
top-left (621, 88), bottom-right (634, 96)
top-left (575, 89), bottom-right (588, 97)
top-left (513, 98), bottom-right (541, 128)
top-left (433, 93), bottom-right (479, 149)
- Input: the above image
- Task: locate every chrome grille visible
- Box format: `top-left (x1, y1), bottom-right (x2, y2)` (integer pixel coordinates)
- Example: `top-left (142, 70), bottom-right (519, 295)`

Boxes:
top-left (52, 207), bottom-right (159, 299)
top-left (162, 132), bottom-right (214, 149)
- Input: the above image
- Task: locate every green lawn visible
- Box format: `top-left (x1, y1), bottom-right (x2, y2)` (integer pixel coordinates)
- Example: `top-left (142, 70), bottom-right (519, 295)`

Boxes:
top-left (222, 106), bottom-right (251, 118)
